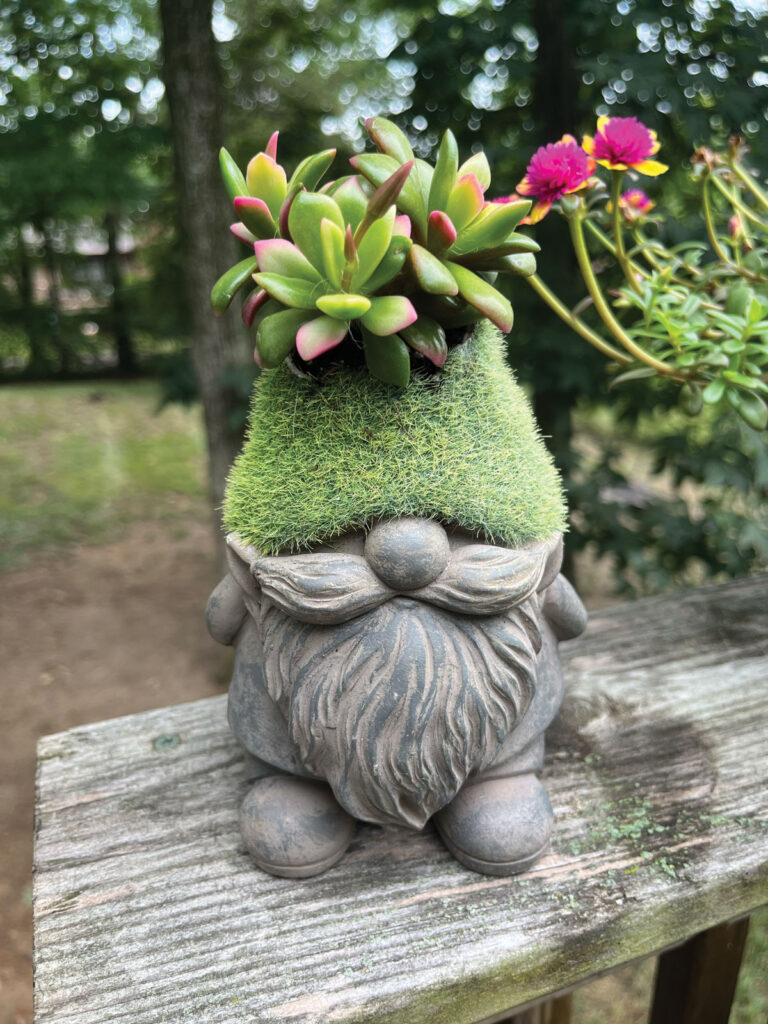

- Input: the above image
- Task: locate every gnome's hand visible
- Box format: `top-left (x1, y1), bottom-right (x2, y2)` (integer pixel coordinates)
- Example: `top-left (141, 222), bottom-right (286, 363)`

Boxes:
top-left (206, 574), bottom-right (247, 646)
top-left (541, 575), bottom-right (588, 641)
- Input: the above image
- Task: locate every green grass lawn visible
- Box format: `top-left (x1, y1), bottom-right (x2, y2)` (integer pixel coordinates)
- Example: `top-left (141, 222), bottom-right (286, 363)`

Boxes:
top-left (0, 380), bottom-right (208, 570)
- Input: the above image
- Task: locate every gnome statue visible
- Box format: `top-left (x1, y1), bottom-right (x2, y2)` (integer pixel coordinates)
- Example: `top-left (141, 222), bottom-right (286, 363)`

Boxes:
top-left (206, 518), bottom-right (586, 878)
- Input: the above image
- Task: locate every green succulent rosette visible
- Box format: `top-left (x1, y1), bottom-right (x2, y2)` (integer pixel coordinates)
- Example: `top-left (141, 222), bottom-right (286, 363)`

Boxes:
top-left (211, 119), bottom-right (539, 386)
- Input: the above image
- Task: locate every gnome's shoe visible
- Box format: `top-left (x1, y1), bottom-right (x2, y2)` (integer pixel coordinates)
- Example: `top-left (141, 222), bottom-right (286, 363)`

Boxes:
top-left (240, 776), bottom-right (356, 878)
top-left (434, 774), bottom-right (554, 876)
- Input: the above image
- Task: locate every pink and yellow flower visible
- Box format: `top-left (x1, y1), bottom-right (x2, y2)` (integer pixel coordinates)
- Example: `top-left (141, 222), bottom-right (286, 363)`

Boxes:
top-left (612, 188), bottom-right (655, 222)
top-left (582, 116), bottom-right (668, 176)
top-left (516, 135), bottom-right (596, 224)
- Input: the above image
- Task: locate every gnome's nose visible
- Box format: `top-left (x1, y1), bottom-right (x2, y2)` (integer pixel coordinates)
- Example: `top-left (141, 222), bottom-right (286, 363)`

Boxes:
top-left (364, 518), bottom-right (450, 591)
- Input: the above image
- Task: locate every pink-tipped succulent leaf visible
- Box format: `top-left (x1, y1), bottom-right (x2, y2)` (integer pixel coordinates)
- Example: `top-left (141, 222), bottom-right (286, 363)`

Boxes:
top-left (446, 174), bottom-right (485, 231)
top-left (265, 131), bottom-right (279, 161)
top-left (230, 222), bottom-right (257, 246)
top-left (254, 238), bottom-right (321, 281)
top-left (428, 211), bottom-right (458, 253)
top-left (246, 152), bottom-right (288, 218)
top-left (296, 316), bottom-right (349, 360)
top-left (233, 196), bottom-right (275, 238)
top-left (360, 295), bottom-right (418, 336)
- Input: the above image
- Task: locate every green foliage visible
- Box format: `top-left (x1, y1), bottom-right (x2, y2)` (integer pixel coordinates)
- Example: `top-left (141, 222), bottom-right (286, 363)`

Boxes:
top-left (224, 322), bottom-right (566, 554)
top-left (568, 401), bottom-right (768, 594)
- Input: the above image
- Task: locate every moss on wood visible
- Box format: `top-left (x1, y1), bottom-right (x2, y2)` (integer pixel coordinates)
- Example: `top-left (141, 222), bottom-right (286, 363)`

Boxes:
top-left (224, 321), bottom-right (567, 554)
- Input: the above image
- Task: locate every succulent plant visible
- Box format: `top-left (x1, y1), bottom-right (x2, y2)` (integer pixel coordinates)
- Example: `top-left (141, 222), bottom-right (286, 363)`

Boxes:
top-left (353, 118), bottom-right (538, 336)
top-left (211, 120), bottom-right (539, 386)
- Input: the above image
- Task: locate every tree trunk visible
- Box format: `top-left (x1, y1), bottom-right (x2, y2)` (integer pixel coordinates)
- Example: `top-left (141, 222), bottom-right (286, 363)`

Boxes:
top-left (40, 220), bottom-right (69, 376)
top-left (16, 227), bottom-right (47, 375)
top-left (159, 0), bottom-right (250, 540)
top-left (104, 210), bottom-right (137, 375)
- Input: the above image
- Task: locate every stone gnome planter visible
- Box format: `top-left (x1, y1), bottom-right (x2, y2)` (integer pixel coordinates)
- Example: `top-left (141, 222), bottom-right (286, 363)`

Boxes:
top-left (207, 118), bottom-right (588, 877)
top-left (206, 327), bottom-right (587, 878)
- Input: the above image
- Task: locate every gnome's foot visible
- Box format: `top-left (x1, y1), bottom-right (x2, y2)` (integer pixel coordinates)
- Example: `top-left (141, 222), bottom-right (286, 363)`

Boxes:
top-left (434, 774), bottom-right (553, 876)
top-left (240, 776), bottom-right (356, 878)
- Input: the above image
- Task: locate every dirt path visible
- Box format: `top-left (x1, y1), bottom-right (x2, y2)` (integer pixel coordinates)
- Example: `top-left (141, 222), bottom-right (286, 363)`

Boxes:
top-left (0, 521), bottom-right (226, 1024)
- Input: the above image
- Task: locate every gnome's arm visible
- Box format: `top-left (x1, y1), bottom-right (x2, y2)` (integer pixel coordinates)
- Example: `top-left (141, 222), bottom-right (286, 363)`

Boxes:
top-left (206, 574), bottom-right (247, 646)
top-left (541, 574), bottom-right (588, 641)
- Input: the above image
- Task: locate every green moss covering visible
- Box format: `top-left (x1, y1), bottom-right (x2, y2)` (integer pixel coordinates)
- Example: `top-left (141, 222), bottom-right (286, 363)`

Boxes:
top-left (224, 321), bottom-right (567, 554)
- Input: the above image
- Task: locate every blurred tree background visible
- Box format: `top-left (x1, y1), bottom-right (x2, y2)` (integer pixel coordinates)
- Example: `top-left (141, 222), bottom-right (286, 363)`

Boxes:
top-left (1, 0), bottom-right (767, 589)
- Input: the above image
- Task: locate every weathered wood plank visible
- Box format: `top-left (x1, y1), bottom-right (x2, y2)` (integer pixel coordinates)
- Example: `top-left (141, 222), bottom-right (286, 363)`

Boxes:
top-left (34, 576), bottom-right (768, 1024)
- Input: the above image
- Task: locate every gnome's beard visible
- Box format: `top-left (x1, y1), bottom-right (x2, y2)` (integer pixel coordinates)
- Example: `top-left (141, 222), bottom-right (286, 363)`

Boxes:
top-left (260, 595), bottom-right (542, 829)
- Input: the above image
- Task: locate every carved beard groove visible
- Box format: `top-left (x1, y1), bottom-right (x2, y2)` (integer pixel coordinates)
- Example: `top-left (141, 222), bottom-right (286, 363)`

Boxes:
top-left (260, 596), bottom-right (542, 829)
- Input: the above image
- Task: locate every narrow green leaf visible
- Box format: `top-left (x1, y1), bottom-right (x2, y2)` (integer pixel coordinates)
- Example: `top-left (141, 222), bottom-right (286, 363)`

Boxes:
top-left (255, 309), bottom-right (308, 367)
top-left (320, 219), bottom-right (345, 289)
top-left (362, 328), bottom-right (411, 386)
top-left (211, 257), bottom-right (258, 314)
top-left (457, 150), bottom-right (491, 191)
top-left (252, 272), bottom-right (319, 309)
top-left (350, 153), bottom-right (426, 231)
top-left (360, 163), bottom-right (413, 233)
top-left (414, 159), bottom-right (434, 205)
top-left (363, 236), bottom-right (412, 293)
top-left (451, 200), bottom-right (531, 254)
top-left (330, 176), bottom-right (369, 231)
top-left (478, 252), bottom-right (537, 277)
top-left (608, 366), bottom-right (658, 390)
top-left (219, 148), bottom-right (249, 203)
top-left (288, 192), bottom-right (345, 274)
top-left (446, 175), bottom-right (484, 232)
top-left (428, 129), bottom-right (458, 215)
top-left (365, 117), bottom-right (414, 163)
top-left (351, 208), bottom-right (395, 290)
top-left (287, 148), bottom-right (336, 192)
top-left (447, 262), bottom-right (514, 332)
top-left (409, 244), bottom-right (459, 295)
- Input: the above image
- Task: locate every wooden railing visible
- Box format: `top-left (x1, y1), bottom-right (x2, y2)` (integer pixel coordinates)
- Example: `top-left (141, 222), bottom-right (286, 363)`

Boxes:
top-left (33, 575), bottom-right (768, 1023)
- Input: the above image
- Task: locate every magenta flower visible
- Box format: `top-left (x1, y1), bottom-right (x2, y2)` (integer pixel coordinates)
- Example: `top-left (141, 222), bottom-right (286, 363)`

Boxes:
top-left (516, 135), bottom-right (596, 224)
top-left (616, 188), bottom-right (655, 222)
top-left (583, 117), bottom-right (668, 176)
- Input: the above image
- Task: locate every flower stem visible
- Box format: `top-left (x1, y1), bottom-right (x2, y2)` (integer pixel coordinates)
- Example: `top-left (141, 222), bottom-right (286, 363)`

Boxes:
top-left (610, 171), bottom-right (642, 294)
top-left (585, 219), bottom-right (651, 281)
top-left (526, 273), bottom-right (631, 365)
top-left (702, 176), bottom-right (764, 283)
top-left (567, 208), bottom-right (688, 379)
top-left (711, 175), bottom-right (768, 233)
top-left (728, 159), bottom-right (768, 210)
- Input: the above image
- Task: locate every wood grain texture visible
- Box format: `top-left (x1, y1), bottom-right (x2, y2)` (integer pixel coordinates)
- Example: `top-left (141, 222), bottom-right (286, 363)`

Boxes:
top-left (34, 576), bottom-right (768, 1024)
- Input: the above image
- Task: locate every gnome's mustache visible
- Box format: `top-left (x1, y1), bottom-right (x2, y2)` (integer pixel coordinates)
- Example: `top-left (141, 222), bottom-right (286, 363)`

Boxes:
top-left (228, 533), bottom-right (559, 829)
top-left (246, 533), bottom-right (560, 625)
